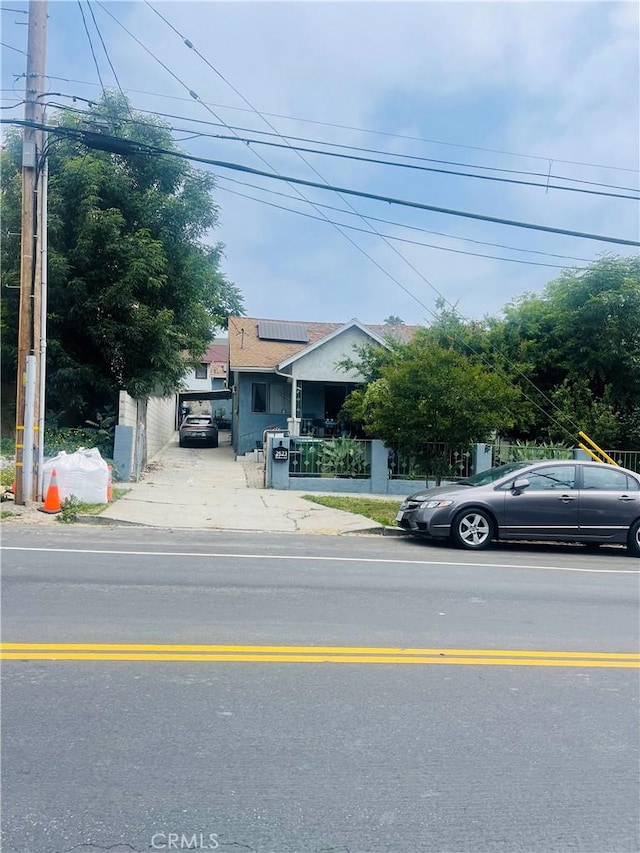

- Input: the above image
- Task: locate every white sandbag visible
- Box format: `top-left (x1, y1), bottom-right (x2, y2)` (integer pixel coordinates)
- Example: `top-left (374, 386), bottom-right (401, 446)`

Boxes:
top-left (42, 448), bottom-right (109, 504)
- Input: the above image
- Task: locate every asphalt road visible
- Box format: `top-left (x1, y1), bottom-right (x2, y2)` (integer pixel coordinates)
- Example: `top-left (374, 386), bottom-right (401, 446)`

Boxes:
top-left (2, 526), bottom-right (639, 853)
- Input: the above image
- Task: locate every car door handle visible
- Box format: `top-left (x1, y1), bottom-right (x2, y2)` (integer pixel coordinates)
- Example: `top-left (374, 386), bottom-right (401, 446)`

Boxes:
top-left (618, 495), bottom-right (636, 502)
top-left (558, 495), bottom-right (577, 502)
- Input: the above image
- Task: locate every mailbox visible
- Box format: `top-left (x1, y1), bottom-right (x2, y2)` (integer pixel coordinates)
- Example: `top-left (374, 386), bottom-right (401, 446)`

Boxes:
top-left (272, 441), bottom-right (289, 462)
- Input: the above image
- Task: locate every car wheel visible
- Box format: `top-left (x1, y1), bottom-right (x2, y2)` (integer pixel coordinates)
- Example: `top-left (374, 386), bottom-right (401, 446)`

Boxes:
top-left (451, 508), bottom-right (494, 550)
top-left (628, 519), bottom-right (640, 557)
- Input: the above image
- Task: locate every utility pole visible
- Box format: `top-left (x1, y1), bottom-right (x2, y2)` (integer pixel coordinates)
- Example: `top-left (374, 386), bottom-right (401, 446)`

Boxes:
top-left (14, 0), bottom-right (47, 505)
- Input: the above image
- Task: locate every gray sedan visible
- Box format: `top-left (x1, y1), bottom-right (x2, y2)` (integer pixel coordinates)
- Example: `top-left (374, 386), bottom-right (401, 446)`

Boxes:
top-left (396, 459), bottom-right (640, 556)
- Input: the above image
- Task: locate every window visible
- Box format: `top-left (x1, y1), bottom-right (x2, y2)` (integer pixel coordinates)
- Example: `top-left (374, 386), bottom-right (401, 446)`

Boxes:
top-left (526, 465), bottom-right (576, 491)
top-left (252, 383), bottom-right (267, 413)
top-left (195, 363), bottom-right (208, 379)
top-left (582, 466), bottom-right (638, 491)
top-left (251, 382), bottom-right (291, 415)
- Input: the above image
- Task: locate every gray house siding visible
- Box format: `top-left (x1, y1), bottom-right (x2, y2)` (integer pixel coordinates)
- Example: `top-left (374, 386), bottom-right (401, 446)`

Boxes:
top-left (234, 373), bottom-right (291, 455)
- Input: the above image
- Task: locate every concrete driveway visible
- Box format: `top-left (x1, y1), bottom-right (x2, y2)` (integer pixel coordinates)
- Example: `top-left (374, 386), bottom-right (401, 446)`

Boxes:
top-left (98, 431), bottom-right (386, 535)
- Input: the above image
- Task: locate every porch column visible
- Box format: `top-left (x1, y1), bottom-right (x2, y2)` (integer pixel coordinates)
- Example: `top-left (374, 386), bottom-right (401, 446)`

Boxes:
top-left (287, 376), bottom-right (300, 436)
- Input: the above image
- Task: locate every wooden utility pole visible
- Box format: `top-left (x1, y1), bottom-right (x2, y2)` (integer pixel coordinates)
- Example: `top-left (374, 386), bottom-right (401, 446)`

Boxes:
top-left (14, 0), bottom-right (47, 505)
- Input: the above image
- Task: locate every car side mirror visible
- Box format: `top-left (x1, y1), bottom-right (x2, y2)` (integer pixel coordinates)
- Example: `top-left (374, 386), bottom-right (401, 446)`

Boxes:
top-left (512, 478), bottom-right (530, 492)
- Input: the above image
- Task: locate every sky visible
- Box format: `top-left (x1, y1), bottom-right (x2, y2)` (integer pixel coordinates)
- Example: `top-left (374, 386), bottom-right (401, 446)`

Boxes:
top-left (2, 0), bottom-right (639, 328)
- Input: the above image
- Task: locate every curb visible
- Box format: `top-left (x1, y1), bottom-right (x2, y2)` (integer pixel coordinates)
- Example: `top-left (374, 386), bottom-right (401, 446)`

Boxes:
top-left (75, 515), bottom-right (154, 528)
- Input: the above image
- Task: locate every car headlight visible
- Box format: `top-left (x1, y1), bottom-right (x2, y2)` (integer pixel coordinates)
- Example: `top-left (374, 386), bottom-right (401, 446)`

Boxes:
top-left (420, 500), bottom-right (454, 509)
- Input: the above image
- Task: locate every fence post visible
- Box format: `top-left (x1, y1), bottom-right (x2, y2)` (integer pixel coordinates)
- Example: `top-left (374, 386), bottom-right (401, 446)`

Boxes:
top-left (267, 434), bottom-right (291, 490)
top-left (370, 440), bottom-right (388, 493)
top-left (113, 425), bottom-right (135, 482)
top-left (472, 443), bottom-right (492, 476)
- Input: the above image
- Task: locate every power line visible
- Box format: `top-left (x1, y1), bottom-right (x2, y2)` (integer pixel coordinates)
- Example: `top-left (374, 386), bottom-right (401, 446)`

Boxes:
top-left (42, 93), bottom-right (639, 193)
top-left (139, 142), bottom-right (640, 247)
top-left (36, 72), bottom-right (640, 177)
top-left (0, 41), bottom-right (27, 55)
top-left (76, 0), bottom-right (105, 98)
top-left (85, 0), bottom-right (129, 110)
top-left (215, 183), bottom-right (583, 269)
top-left (39, 96), bottom-right (639, 200)
top-left (7, 116), bottom-right (639, 250)
top-left (34, 93), bottom-right (602, 259)
top-left (214, 174), bottom-right (593, 262)
top-left (170, 132), bottom-right (640, 201)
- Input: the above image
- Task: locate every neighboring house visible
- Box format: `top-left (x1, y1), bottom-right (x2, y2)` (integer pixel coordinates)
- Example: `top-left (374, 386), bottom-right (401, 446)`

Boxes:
top-left (228, 316), bottom-right (416, 455)
top-left (179, 340), bottom-right (232, 424)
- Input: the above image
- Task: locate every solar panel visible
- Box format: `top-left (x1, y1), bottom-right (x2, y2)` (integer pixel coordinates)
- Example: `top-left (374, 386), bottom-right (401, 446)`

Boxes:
top-left (257, 321), bottom-right (309, 343)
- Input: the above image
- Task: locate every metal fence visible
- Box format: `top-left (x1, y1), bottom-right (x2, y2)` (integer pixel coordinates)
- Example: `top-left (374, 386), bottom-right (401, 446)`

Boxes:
top-left (289, 436), bottom-right (371, 478)
top-left (389, 444), bottom-right (473, 481)
top-left (288, 437), bottom-right (640, 481)
top-left (604, 449), bottom-right (640, 473)
top-left (491, 442), bottom-right (573, 466)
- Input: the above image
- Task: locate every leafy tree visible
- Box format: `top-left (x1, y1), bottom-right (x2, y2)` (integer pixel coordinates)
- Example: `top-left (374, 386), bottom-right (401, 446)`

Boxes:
top-left (383, 315), bottom-right (404, 325)
top-left (342, 329), bottom-right (518, 475)
top-left (1, 93), bottom-right (243, 422)
top-left (490, 255), bottom-right (640, 447)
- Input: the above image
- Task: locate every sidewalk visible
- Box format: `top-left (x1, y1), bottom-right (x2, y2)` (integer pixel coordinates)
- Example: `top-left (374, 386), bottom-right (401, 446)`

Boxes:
top-left (96, 436), bottom-right (388, 535)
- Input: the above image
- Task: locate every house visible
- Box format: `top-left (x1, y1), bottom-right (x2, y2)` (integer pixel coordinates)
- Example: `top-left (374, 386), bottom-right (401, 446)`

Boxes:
top-left (179, 340), bottom-right (232, 425)
top-left (228, 316), bottom-right (416, 455)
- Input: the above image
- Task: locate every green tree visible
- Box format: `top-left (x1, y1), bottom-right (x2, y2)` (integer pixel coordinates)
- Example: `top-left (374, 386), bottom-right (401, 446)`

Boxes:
top-left (0, 94), bottom-right (243, 421)
top-left (342, 329), bottom-right (518, 475)
top-left (491, 255), bottom-right (640, 447)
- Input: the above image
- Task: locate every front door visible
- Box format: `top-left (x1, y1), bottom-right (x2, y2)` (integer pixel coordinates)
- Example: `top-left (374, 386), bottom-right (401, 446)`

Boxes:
top-left (503, 464), bottom-right (579, 539)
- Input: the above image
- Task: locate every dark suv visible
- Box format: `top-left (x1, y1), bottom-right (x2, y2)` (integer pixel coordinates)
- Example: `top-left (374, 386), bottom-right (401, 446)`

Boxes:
top-left (178, 415), bottom-right (219, 448)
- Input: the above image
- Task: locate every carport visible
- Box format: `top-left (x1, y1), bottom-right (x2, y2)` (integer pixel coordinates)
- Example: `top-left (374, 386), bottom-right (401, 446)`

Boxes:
top-left (177, 389), bottom-right (232, 428)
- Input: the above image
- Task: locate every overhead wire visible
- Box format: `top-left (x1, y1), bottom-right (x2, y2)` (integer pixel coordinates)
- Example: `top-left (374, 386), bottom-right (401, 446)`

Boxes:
top-left (76, 0), bottom-right (106, 98)
top-left (85, 0), bottom-right (130, 112)
top-left (215, 183), bottom-right (584, 269)
top-left (7, 115), bottom-right (640, 249)
top-left (12, 89), bottom-right (600, 263)
top-left (213, 174), bottom-right (593, 263)
top-left (0, 41), bottom-right (27, 55)
top-left (33, 73), bottom-right (640, 176)
top-left (27, 89), bottom-right (640, 194)
top-left (38, 96), bottom-right (639, 200)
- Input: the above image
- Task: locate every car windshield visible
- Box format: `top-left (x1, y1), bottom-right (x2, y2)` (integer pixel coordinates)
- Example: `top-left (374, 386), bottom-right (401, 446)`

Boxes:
top-left (185, 416), bottom-right (211, 425)
top-left (457, 460), bottom-right (532, 487)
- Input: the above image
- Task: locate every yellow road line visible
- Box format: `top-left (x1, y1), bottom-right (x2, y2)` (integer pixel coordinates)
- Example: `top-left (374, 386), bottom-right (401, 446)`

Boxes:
top-left (1, 643), bottom-right (639, 659)
top-left (0, 653), bottom-right (637, 667)
top-left (0, 644), bottom-right (637, 667)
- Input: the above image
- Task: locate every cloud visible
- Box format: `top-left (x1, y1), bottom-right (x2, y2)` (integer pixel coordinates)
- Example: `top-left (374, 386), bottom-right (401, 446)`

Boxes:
top-left (3, 0), bottom-right (637, 326)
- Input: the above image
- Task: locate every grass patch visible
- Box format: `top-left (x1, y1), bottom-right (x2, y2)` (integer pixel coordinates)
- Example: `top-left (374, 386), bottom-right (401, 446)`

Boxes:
top-left (303, 494), bottom-right (402, 527)
top-left (1, 509), bottom-right (18, 519)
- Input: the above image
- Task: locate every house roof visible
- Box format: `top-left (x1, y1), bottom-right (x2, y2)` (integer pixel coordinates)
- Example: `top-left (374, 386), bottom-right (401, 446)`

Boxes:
top-left (228, 316), bottom-right (418, 371)
top-left (277, 319), bottom-right (389, 370)
top-left (202, 342), bottom-right (228, 364)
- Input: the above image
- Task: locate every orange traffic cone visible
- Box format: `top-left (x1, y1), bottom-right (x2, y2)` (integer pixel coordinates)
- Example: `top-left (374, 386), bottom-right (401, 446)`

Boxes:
top-left (107, 465), bottom-right (113, 502)
top-left (39, 468), bottom-right (62, 514)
